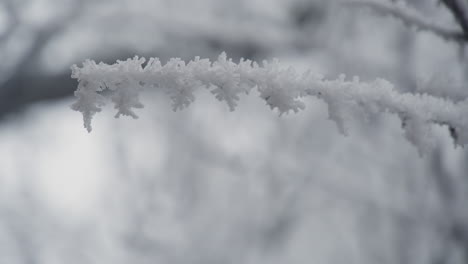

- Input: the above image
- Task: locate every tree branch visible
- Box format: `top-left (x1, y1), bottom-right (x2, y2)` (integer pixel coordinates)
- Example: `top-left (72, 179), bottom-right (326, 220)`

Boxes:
top-left (441, 0), bottom-right (468, 36)
top-left (346, 0), bottom-right (468, 42)
top-left (71, 53), bottom-right (468, 155)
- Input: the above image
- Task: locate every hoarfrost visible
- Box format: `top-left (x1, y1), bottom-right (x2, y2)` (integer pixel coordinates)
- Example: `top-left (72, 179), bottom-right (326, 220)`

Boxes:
top-left (71, 53), bottom-right (468, 154)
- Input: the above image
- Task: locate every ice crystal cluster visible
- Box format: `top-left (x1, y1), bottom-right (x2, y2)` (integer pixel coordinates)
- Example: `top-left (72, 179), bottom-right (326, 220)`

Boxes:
top-left (71, 53), bottom-right (468, 154)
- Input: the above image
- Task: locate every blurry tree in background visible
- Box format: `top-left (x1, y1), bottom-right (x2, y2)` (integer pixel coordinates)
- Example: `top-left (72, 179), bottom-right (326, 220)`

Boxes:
top-left (1, 0), bottom-right (468, 264)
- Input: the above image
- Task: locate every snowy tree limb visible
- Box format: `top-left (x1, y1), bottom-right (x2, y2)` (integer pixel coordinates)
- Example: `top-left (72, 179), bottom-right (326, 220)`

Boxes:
top-left (71, 53), bottom-right (468, 154)
top-left (346, 0), bottom-right (468, 43)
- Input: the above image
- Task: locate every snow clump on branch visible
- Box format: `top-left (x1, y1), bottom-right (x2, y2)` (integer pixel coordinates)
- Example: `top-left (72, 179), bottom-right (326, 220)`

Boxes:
top-left (71, 52), bottom-right (468, 155)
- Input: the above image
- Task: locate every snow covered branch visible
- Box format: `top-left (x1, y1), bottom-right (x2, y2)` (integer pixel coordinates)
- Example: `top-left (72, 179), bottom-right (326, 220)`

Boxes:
top-left (346, 0), bottom-right (467, 43)
top-left (71, 53), bottom-right (468, 154)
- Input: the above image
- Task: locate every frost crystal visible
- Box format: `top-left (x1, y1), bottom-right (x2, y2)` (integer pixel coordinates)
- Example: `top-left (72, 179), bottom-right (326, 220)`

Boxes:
top-left (71, 53), bottom-right (468, 154)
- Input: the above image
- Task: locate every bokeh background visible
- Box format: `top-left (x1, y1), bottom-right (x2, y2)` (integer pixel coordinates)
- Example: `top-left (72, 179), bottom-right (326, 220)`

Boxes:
top-left (0, 0), bottom-right (468, 263)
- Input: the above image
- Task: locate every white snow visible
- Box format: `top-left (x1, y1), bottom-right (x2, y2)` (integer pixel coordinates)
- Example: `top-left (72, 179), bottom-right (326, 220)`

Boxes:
top-left (71, 53), bottom-right (468, 154)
